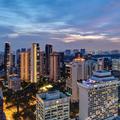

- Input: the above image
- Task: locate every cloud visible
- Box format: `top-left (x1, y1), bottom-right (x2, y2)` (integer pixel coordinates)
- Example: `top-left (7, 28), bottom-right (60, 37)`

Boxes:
top-left (0, 0), bottom-right (120, 50)
top-left (109, 37), bottom-right (120, 43)
top-left (7, 33), bottom-right (19, 38)
top-left (63, 34), bottom-right (105, 43)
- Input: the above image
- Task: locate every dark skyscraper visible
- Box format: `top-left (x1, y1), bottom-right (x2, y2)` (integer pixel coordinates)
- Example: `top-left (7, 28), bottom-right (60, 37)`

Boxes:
top-left (16, 48), bottom-right (26, 75)
top-left (45, 44), bottom-right (53, 75)
top-left (59, 52), bottom-right (65, 78)
top-left (4, 42), bottom-right (11, 82)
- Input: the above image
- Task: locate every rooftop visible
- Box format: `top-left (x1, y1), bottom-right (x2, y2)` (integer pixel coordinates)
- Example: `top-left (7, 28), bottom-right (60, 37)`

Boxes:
top-left (37, 90), bottom-right (67, 102)
top-left (9, 76), bottom-right (20, 81)
top-left (93, 70), bottom-right (111, 76)
top-left (74, 57), bottom-right (85, 62)
top-left (78, 70), bottom-right (119, 88)
top-left (91, 70), bottom-right (115, 82)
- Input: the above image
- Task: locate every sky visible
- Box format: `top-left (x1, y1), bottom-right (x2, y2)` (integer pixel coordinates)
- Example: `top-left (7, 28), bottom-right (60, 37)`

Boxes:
top-left (0, 0), bottom-right (120, 51)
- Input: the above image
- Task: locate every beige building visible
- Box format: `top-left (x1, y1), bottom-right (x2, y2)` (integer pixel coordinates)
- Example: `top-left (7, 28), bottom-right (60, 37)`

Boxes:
top-left (20, 51), bottom-right (30, 82)
top-left (50, 52), bottom-right (60, 82)
top-left (78, 70), bottom-right (120, 120)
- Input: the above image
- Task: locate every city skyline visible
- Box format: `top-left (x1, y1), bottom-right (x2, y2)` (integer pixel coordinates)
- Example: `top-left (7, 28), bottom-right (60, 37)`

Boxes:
top-left (0, 0), bottom-right (120, 51)
top-left (1, 1), bottom-right (120, 120)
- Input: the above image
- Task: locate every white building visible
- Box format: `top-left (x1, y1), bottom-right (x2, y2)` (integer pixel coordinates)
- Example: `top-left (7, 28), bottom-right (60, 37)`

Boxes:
top-left (36, 90), bottom-right (70, 120)
top-left (66, 57), bottom-right (85, 102)
top-left (112, 59), bottom-right (120, 71)
top-left (78, 70), bottom-right (120, 120)
top-left (66, 57), bottom-right (97, 102)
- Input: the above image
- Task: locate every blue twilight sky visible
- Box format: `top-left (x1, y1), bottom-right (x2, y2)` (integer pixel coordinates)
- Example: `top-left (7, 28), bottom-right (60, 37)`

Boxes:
top-left (0, 0), bottom-right (120, 51)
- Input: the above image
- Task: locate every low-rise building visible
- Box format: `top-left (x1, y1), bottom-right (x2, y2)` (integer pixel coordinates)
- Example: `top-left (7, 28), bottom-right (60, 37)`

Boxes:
top-left (8, 76), bottom-right (21, 91)
top-left (36, 90), bottom-right (70, 120)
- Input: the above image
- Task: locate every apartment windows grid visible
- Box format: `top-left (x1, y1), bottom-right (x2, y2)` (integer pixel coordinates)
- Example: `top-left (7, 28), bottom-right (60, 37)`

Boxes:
top-left (78, 70), bottom-right (120, 120)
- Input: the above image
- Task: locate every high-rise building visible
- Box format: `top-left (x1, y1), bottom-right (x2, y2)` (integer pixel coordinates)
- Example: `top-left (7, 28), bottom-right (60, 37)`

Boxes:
top-left (10, 52), bottom-right (16, 74)
top-left (16, 48), bottom-right (27, 75)
top-left (20, 50), bottom-right (30, 82)
top-left (84, 59), bottom-right (98, 79)
top-left (66, 57), bottom-right (85, 102)
top-left (104, 57), bottom-right (112, 70)
top-left (73, 57), bottom-right (86, 80)
top-left (112, 59), bottom-right (120, 71)
top-left (50, 52), bottom-right (60, 82)
top-left (11, 52), bottom-right (15, 68)
top-left (66, 57), bottom-right (98, 102)
top-left (0, 52), bottom-right (4, 66)
top-left (45, 44), bottom-right (53, 75)
top-left (59, 52), bottom-right (65, 78)
top-left (0, 52), bottom-right (4, 70)
top-left (40, 51), bottom-right (46, 77)
top-left (16, 49), bottom-right (21, 74)
top-left (4, 42), bottom-right (11, 82)
top-left (97, 58), bottom-right (104, 70)
top-left (36, 90), bottom-right (70, 120)
top-left (78, 70), bottom-right (120, 120)
top-left (31, 43), bottom-right (40, 83)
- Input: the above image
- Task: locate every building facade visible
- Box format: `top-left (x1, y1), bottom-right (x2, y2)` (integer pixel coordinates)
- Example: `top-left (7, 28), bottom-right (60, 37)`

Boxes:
top-left (78, 70), bottom-right (120, 120)
top-left (31, 43), bottom-right (40, 83)
top-left (36, 90), bottom-right (70, 120)
top-left (66, 57), bottom-right (85, 102)
top-left (20, 50), bottom-right (31, 82)
top-left (45, 44), bottom-right (53, 75)
top-left (97, 58), bottom-right (104, 70)
top-left (112, 59), bottom-right (120, 71)
top-left (50, 52), bottom-right (60, 82)
top-left (4, 42), bottom-right (11, 82)
top-left (0, 52), bottom-right (4, 68)
top-left (84, 60), bottom-right (98, 79)
top-left (40, 51), bottom-right (46, 77)
top-left (8, 76), bottom-right (21, 91)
